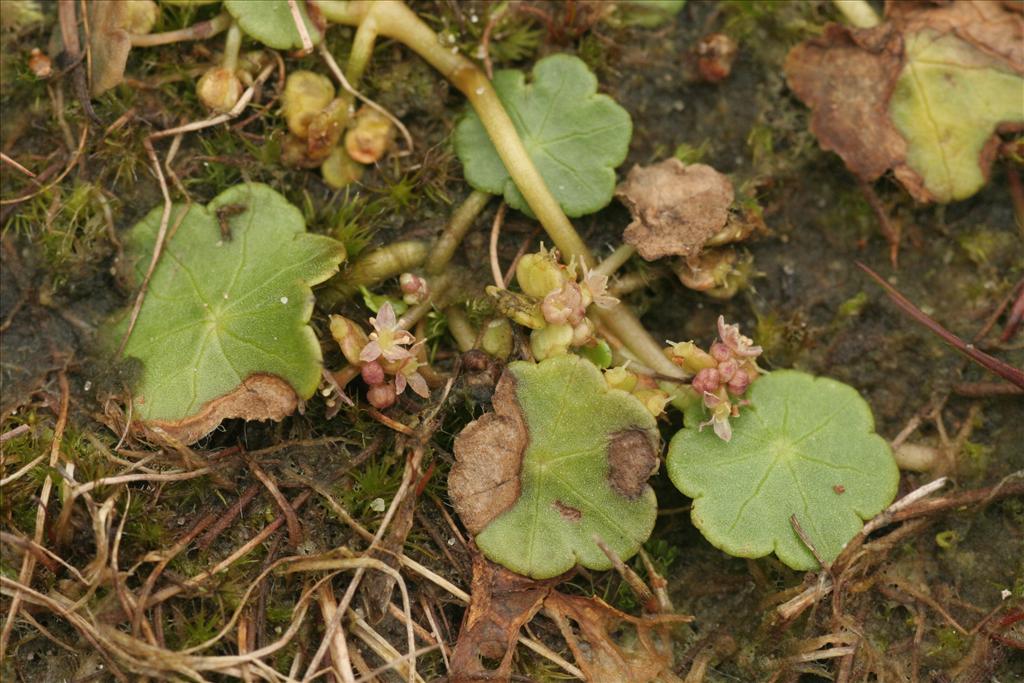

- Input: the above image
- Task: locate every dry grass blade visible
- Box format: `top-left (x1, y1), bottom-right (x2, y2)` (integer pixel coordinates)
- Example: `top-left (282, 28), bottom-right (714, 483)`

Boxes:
top-left (0, 370), bottom-right (69, 660)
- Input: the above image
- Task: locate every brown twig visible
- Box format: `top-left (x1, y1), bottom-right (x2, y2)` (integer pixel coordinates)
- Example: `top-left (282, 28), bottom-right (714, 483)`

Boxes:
top-left (858, 262), bottom-right (1024, 388)
top-left (857, 181), bottom-right (900, 267)
top-left (248, 459), bottom-right (304, 547)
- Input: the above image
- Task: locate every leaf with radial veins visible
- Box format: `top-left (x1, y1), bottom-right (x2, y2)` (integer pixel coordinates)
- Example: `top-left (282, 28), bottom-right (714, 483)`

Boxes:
top-left (454, 54), bottom-right (633, 218)
top-left (449, 355), bottom-right (660, 579)
top-left (667, 371), bottom-right (899, 570)
top-left (114, 183), bottom-right (344, 444)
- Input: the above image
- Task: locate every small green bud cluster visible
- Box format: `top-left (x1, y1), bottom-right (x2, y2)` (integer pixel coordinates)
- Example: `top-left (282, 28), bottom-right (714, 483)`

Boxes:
top-left (603, 365), bottom-right (671, 417)
top-left (281, 72), bottom-right (394, 188)
top-left (491, 245), bottom-right (619, 361)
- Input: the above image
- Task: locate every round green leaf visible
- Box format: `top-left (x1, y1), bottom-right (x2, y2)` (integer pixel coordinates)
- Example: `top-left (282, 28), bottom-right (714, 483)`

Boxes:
top-left (223, 0), bottom-right (322, 50)
top-left (454, 54), bottom-right (633, 218)
top-left (667, 371), bottom-right (898, 571)
top-left (449, 355), bottom-right (659, 579)
top-left (116, 183), bottom-right (344, 442)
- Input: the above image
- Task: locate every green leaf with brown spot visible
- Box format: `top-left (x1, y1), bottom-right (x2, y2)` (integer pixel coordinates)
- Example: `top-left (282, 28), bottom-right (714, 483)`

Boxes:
top-left (449, 355), bottom-right (660, 579)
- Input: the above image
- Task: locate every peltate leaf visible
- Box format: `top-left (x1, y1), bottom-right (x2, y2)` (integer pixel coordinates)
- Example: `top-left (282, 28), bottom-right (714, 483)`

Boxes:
top-left (449, 355), bottom-right (659, 579)
top-left (116, 183), bottom-right (344, 443)
top-left (224, 0), bottom-right (322, 50)
top-left (454, 54), bottom-right (632, 217)
top-left (667, 371), bottom-right (898, 571)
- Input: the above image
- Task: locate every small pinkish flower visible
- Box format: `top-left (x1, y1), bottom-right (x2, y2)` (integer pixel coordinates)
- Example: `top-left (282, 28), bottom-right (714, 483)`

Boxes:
top-left (717, 359), bottom-right (738, 382)
top-left (394, 357), bottom-right (430, 399)
top-left (717, 316), bottom-right (762, 359)
top-left (360, 302), bottom-right (416, 363)
top-left (699, 391), bottom-right (734, 442)
top-left (581, 267), bottom-right (619, 309)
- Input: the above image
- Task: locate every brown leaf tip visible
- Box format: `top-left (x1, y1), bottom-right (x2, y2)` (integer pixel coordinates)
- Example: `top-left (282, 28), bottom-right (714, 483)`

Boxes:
top-left (449, 371), bottom-right (526, 534)
top-left (145, 373), bottom-right (298, 445)
top-left (607, 429), bottom-right (659, 500)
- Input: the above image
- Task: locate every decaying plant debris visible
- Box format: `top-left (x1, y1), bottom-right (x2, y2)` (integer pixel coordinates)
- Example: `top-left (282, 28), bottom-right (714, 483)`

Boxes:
top-left (1, 1), bottom-right (1022, 682)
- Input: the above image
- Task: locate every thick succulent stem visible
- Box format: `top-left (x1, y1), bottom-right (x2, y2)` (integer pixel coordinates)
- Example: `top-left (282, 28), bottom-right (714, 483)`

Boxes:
top-left (426, 190), bottom-right (491, 276)
top-left (315, 0), bottom-right (684, 378)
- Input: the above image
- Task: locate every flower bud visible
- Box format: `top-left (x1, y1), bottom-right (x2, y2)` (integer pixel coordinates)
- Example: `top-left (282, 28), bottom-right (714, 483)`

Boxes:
top-left (361, 360), bottom-right (385, 386)
top-left (710, 341), bottom-right (732, 363)
top-left (283, 70), bottom-right (335, 138)
top-left (197, 67), bottom-right (243, 113)
top-left (480, 318), bottom-right (513, 359)
top-left (321, 146), bottom-right (364, 188)
top-left (571, 317), bottom-right (595, 346)
top-left (516, 250), bottom-right (566, 298)
top-left (399, 272), bottom-right (429, 305)
top-left (604, 366), bottom-right (638, 393)
top-left (124, 0), bottom-right (158, 34)
top-left (696, 33), bottom-right (738, 84)
top-left (691, 367), bottom-right (721, 395)
top-left (329, 314), bottom-right (370, 366)
top-left (367, 382), bottom-right (396, 409)
top-left (344, 107), bottom-right (392, 164)
top-left (28, 48), bottom-right (51, 79)
top-left (667, 340), bottom-right (717, 373)
top-left (306, 98), bottom-right (349, 161)
top-left (530, 324), bottom-right (573, 360)
top-left (727, 369), bottom-right (750, 396)
top-left (717, 359), bottom-right (738, 383)
top-left (633, 388), bottom-right (670, 417)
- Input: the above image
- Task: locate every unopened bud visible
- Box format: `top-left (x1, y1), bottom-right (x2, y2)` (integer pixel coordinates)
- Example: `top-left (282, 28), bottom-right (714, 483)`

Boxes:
top-left (530, 324), bottom-right (573, 360)
top-left (727, 369), bottom-right (750, 395)
top-left (480, 318), bottom-right (513, 359)
top-left (516, 251), bottom-right (566, 298)
top-left (399, 272), bottom-right (429, 305)
top-left (367, 382), bottom-right (396, 409)
top-left (361, 360), bottom-right (385, 386)
top-left (283, 70), bottom-right (335, 138)
top-left (691, 367), bottom-right (721, 395)
top-left (329, 314), bottom-right (370, 366)
top-left (571, 318), bottom-right (595, 346)
top-left (710, 341), bottom-right (732, 363)
top-left (345, 107), bottom-right (392, 164)
top-left (717, 359), bottom-right (738, 383)
top-left (321, 146), bottom-right (364, 188)
top-left (28, 48), bottom-right (51, 79)
top-left (197, 67), bottom-right (243, 113)
top-left (604, 366), bottom-right (638, 393)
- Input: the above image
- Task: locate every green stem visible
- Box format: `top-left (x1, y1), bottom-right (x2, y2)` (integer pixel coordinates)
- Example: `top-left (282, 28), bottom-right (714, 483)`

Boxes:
top-left (346, 16), bottom-right (378, 84)
top-left (594, 244), bottom-right (636, 278)
top-left (314, 0), bottom-right (684, 378)
top-left (444, 305), bottom-right (478, 352)
top-left (128, 12), bottom-right (232, 47)
top-left (222, 21), bottom-right (242, 73)
top-left (426, 190), bottom-right (491, 276)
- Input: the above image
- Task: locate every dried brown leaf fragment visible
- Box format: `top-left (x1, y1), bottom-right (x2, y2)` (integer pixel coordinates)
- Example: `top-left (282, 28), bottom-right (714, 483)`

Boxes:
top-left (448, 372), bottom-right (525, 535)
top-left (618, 159), bottom-right (735, 261)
